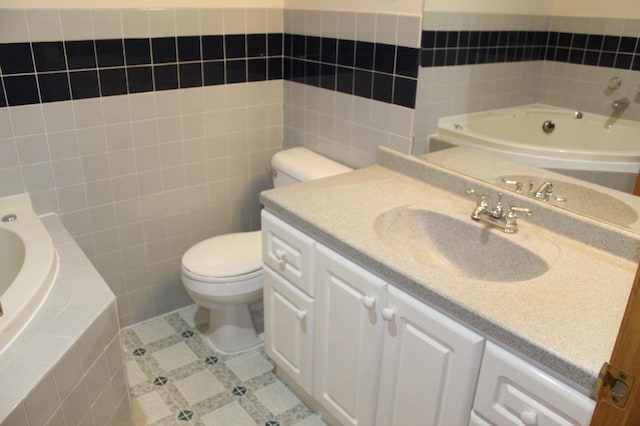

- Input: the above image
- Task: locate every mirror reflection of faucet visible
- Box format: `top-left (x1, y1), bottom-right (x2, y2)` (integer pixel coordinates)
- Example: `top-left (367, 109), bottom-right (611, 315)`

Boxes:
top-left (502, 177), bottom-right (567, 202)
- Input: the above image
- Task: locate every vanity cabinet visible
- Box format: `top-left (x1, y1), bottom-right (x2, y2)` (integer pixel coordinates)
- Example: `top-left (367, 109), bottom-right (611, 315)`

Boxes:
top-left (262, 211), bottom-right (317, 393)
top-left (471, 342), bottom-right (595, 426)
top-left (261, 211), bottom-right (594, 426)
top-left (376, 285), bottom-right (485, 426)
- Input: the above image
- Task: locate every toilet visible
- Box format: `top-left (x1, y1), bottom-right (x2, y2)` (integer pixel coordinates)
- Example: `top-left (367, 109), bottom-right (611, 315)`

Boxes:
top-left (181, 147), bottom-right (352, 353)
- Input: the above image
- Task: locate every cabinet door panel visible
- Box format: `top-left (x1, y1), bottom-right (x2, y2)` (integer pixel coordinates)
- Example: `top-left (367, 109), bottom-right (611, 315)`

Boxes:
top-left (376, 286), bottom-right (485, 426)
top-left (264, 267), bottom-right (314, 393)
top-left (314, 244), bottom-right (387, 426)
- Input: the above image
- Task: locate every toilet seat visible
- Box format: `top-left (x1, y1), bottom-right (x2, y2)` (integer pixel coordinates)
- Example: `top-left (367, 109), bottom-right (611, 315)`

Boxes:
top-left (181, 231), bottom-right (262, 283)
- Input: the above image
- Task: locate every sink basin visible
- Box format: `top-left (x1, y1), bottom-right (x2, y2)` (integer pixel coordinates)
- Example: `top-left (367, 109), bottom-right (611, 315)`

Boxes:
top-left (374, 206), bottom-right (557, 282)
top-left (498, 175), bottom-right (638, 227)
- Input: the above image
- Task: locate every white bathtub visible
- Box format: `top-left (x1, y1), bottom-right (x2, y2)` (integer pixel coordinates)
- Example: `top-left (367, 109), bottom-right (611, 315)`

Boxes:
top-left (0, 193), bottom-right (58, 353)
top-left (431, 104), bottom-right (640, 174)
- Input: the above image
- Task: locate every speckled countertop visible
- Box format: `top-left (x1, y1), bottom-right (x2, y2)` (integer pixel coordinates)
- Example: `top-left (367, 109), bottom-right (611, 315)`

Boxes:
top-left (260, 148), bottom-right (640, 393)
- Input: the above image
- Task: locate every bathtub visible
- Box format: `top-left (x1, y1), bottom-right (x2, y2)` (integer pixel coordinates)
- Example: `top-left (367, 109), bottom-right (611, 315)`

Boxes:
top-left (0, 193), bottom-right (57, 352)
top-left (0, 193), bottom-right (133, 424)
top-left (431, 104), bottom-right (640, 174)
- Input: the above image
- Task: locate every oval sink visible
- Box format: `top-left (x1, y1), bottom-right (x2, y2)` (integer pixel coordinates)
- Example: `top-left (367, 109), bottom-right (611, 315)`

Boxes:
top-left (498, 175), bottom-right (638, 227)
top-left (374, 207), bottom-right (557, 282)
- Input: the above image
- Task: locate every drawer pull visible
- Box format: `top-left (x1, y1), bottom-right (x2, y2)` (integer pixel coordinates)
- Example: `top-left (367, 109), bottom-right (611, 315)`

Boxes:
top-left (362, 296), bottom-right (376, 310)
top-left (382, 308), bottom-right (395, 322)
top-left (520, 410), bottom-right (537, 426)
top-left (274, 248), bottom-right (286, 265)
top-left (296, 310), bottom-right (307, 321)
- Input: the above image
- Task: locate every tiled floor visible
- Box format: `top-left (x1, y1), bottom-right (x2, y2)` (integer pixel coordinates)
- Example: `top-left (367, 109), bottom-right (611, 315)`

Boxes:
top-left (121, 305), bottom-right (325, 426)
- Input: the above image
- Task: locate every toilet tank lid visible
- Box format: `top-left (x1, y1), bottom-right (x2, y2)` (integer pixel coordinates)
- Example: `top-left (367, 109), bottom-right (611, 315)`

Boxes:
top-left (271, 147), bottom-right (352, 182)
top-left (182, 231), bottom-right (262, 279)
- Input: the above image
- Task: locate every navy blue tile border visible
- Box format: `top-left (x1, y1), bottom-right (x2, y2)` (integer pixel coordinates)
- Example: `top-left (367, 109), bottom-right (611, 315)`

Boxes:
top-left (2, 28), bottom-right (637, 110)
top-left (0, 33), bottom-right (284, 108)
top-left (420, 29), bottom-right (640, 70)
top-left (282, 34), bottom-right (420, 108)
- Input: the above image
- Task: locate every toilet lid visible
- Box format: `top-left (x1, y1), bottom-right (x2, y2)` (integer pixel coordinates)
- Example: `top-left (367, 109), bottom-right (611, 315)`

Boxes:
top-left (182, 231), bottom-right (262, 279)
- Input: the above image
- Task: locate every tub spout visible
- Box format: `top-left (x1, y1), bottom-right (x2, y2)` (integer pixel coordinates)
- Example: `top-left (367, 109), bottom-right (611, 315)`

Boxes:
top-left (611, 97), bottom-right (630, 111)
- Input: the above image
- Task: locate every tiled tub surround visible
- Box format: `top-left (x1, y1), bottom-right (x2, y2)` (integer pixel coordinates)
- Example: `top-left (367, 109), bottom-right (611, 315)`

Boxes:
top-left (282, 9), bottom-right (421, 167)
top-left (122, 305), bottom-right (323, 425)
top-left (0, 214), bottom-right (133, 425)
top-left (0, 8), bottom-right (285, 327)
top-left (414, 13), bottom-right (640, 154)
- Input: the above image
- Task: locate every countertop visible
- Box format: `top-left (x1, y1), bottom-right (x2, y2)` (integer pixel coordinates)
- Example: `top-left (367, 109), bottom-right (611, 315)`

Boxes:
top-left (260, 148), bottom-right (638, 392)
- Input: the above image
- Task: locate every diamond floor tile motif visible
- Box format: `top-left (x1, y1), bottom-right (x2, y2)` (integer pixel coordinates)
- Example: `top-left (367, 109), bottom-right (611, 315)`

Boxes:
top-left (122, 306), bottom-right (325, 425)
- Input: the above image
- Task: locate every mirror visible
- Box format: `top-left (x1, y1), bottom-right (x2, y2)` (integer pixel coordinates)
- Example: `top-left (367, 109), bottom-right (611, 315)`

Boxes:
top-left (412, 0), bottom-right (640, 232)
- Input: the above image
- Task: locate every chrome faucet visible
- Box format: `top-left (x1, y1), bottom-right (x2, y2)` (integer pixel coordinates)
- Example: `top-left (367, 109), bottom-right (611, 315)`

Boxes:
top-left (611, 97), bottom-right (630, 111)
top-left (532, 180), bottom-right (554, 201)
top-left (466, 189), bottom-right (532, 234)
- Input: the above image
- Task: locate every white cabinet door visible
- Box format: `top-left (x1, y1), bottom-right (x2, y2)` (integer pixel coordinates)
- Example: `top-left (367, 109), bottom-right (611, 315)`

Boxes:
top-left (263, 266), bottom-right (315, 393)
top-left (473, 342), bottom-right (595, 426)
top-left (376, 286), bottom-right (485, 426)
top-left (313, 244), bottom-right (387, 426)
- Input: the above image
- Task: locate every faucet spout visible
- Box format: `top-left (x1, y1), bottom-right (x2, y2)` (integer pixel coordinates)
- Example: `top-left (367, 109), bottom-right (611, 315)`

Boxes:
top-left (611, 97), bottom-right (630, 111)
top-left (466, 189), bottom-right (532, 233)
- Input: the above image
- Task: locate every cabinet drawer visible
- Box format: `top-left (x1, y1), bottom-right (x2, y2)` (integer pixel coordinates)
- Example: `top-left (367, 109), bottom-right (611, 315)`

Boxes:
top-left (262, 211), bottom-right (316, 296)
top-left (473, 342), bottom-right (595, 426)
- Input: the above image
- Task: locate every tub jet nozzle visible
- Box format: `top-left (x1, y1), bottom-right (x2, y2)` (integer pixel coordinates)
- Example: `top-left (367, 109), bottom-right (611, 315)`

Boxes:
top-left (542, 120), bottom-right (555, 133)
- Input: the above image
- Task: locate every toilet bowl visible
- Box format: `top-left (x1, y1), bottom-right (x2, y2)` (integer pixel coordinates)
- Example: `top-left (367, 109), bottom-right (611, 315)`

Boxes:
top-left (181, 147), bottom-right (352, 353)
top-left (182, 231), bottom-right (263, 353)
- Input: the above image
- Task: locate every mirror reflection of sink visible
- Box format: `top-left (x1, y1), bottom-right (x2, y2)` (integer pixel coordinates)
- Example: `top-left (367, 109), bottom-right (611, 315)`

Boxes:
top-left (497, 175), bottom-right (638, 226)
top-left (374, 206), bottom-right (557, 282)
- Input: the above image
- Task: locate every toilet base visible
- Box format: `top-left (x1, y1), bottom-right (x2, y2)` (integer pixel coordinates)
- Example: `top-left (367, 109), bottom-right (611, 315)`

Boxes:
top-left (204, 303), bottom-right (264, 354)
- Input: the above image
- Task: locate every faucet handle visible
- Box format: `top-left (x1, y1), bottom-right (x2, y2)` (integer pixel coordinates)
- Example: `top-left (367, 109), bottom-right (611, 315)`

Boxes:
top-left (466, 188), bottom-right (487, 205)
top-left (508, 206), bottom-right (533, 217)
top-left (502, 177), bottom-right (523, 193)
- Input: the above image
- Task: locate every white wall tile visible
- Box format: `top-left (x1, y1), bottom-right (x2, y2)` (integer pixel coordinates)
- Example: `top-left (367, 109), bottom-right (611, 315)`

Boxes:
top-left (200, 8), bottom-right (225, 35)
top-left (10, 104), bottom-right (45, 137)
top-left (120, 9), bottom-right (149, 38)
top-left (0, 9), bottom-right (29, 43)
top-left (60, 9), bottom-right (94, 40)
top-left (375, 13), bottom-right (397, 45)
top-left (356, 12), bottom-right (376, 43)
top-left (149, 9), bottom-right (176, 38)
top-left (267, 8), bottom-right (284, 33)
top-left (224, 8), bottom-right (246, 34)
top-left (176, 9), bottom-right (201, 36)
top-left (246, 8), bottom-right (268, 33)
top-left (91, 9), bottom-right (122, 40)
top-left (397, 15), bottom-right (421, 47)
top-left (337, 11), bottom-right (356, 40)
top-left (23, 373), bottom-right (60, 426)
top-left (25, 9), bottom-right (62, 42)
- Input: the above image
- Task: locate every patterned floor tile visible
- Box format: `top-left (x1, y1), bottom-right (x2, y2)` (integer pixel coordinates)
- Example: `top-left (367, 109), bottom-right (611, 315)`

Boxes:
top-left (134, 318), bottom-right (177, 344)
top-left (225, 351), bottom-right (274, 382)
top-left (175, 370), bottom-right (226, 405)
top-left (254, 382), bottom-right (302, 416)
top-left (122, 305), bottom-right (326, 426)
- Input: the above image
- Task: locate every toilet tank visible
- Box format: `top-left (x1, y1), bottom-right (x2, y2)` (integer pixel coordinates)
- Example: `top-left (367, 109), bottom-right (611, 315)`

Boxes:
top-left (271, 147), bottom-right (352, 187)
